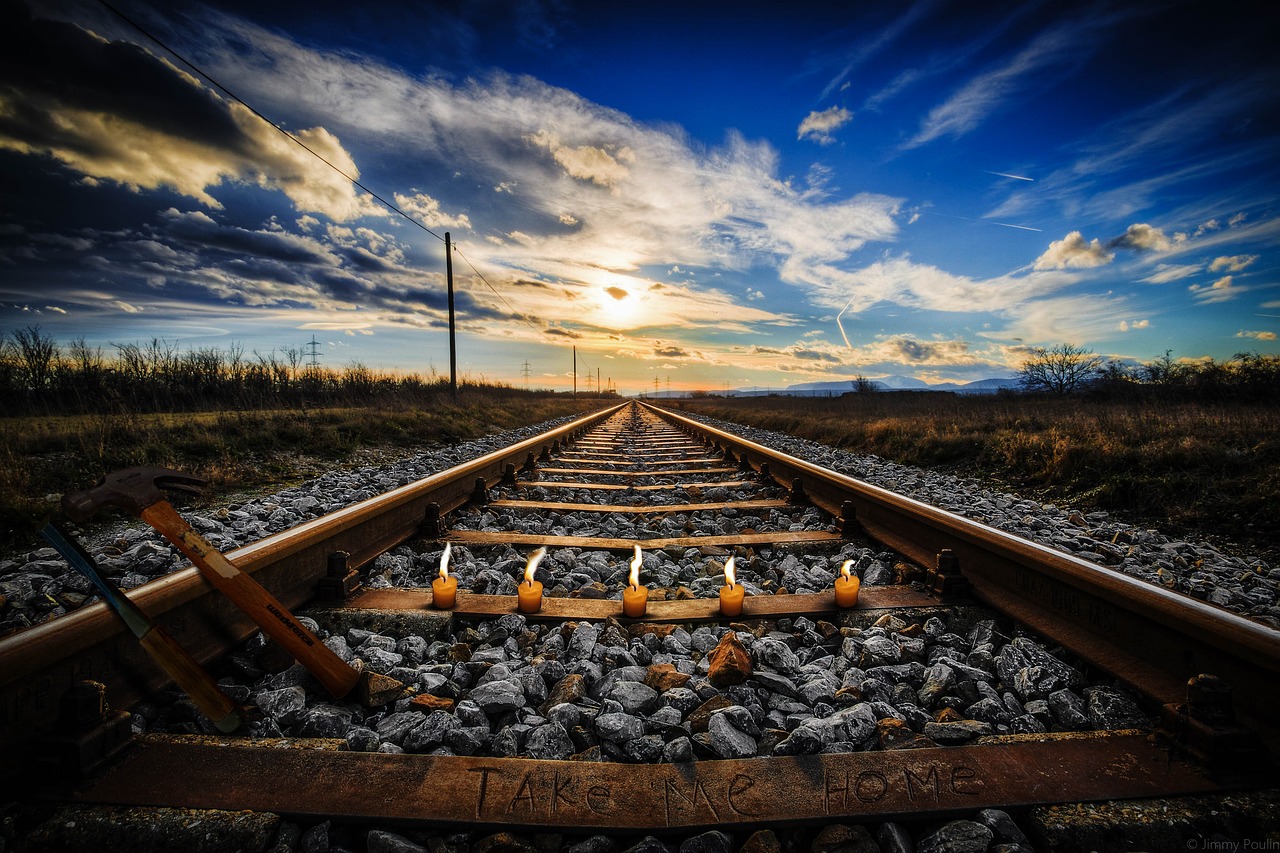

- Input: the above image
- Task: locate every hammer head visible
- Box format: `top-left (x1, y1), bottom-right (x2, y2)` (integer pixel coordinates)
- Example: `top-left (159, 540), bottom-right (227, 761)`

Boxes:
top-left (62, 466), bottom-right (205, 521)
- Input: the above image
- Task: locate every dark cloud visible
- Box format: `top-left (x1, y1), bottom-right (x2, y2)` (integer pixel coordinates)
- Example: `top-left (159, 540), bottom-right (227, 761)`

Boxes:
top-left (752, 345), bottom-right (782, 354)
top-left (545, 327), bottom-right (582, 339)
top-left (605, 286), bottom-right (628, 300)
top-left (159, 210), bottom-right (337, 265)
top-left (653, 344), bottom-right (689, 358)
top-left (792, 348), bottom-right (839, 362)
top-left (0, 3), bottom-right (245, 152)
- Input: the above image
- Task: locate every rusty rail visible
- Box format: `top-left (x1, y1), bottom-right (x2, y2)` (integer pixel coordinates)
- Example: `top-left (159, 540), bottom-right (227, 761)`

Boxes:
top-left (645, 403), bottom-right (1280, 752)
top-left (0, 402), bottom-right (626, 767)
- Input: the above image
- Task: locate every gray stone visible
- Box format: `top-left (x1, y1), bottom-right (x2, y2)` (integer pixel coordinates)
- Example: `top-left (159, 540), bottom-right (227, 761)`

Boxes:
top-left (255, 686), bottom-right (307, 726)
top-left (297, 703), bottom-right (354, 738)
top-left (708, 711), bottom-right (758, 758)
top-left (753, 637), bottom-right (801, 674)
top-left (918, 819), bottom-right (993, 853)
top-left (367, 829), bottom-right (428, 853)
top-left (469, 679), bottom-right (527, 715)
top-left (1085, 685), bottom-right (1148, 729)
top-left (1047, 688), bottom-right (1089, 730)
top-left (678, 831), bottom-right (732, 853)
top-left (621, 837), bottom-right (672, 853)
top-left (609, 680), bottom-right (659, 715)
top-left (772, 717), bottom-right (833, 755)
top-left (568, 622), bottom-right (600, 658)
top-left (877, 821), bottom-right (914, 853)
top-left (976, 808), bottom-right (1029, 845)
top-left (567, 836), bottom-right (618, 853)
top-left (922, 720), bottom-right (993, 744)
top-left (596, 711), bottom-right (645, 742)
top-left (525, 722), bottom-right (574, 760)
top-left (663, 736), bottom-right (694, 763)
top-left (403, 710), bottom-right (462, 752)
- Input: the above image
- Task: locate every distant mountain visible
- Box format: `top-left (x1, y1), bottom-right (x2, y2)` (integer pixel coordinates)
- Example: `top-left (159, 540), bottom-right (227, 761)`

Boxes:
top-left (703, 376), bottom-right (1019, 397)
top-left (638, 375), bottom-right (1019, 399)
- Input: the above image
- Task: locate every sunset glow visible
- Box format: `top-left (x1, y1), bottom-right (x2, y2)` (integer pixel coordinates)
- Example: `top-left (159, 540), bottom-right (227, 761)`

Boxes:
top-left (1, 1), bottom-right (1275, 394)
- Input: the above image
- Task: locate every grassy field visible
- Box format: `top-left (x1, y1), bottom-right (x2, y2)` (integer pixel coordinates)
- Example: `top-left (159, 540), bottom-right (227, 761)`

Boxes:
top-left (671, 393), bottom-right (1279, 563)
top-left (1, 392), bottom-right (613, 552)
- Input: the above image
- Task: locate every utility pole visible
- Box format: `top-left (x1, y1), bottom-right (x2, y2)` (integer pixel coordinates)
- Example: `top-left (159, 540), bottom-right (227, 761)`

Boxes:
top-left (573, 345), bottom-right (577, 397)
top-left (445, 232), bottom-right (457, 401)
top-left (654, 376), bottom-right (659, 396)
top-left (597, 368), bottom-right (601, 398)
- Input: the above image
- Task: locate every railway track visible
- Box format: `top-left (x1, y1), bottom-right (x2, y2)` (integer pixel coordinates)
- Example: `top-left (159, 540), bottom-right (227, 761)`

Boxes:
top-left (1, 400), bottom-right (1277, 851)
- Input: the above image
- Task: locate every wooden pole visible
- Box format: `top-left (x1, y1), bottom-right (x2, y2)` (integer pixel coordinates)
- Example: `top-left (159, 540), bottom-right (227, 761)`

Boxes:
top-left (446, 232), bottom-right (457, 401)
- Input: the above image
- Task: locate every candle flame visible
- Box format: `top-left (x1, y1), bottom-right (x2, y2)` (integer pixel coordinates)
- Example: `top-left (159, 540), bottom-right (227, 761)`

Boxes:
top-left (524, 546), bottom-right (547, 586)
top-left (439, 541), bottom-right (452, 580)
top-left (724, 555), bottom-right (737, 589)
top-left (629, 544), bottom-right (642, 590)
top-left (840, 559), bottom-right (854, 582)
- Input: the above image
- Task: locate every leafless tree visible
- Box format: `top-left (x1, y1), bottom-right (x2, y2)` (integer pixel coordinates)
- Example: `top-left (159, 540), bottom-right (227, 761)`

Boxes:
top-left (1017, 343), bottom-right (1103, 395)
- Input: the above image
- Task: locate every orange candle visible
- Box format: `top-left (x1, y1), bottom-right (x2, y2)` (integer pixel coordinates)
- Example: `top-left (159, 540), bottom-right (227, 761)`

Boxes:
top-left (432, 542), bottom-right (457, 609)
top-left (834, 559), bottom-right (860, 608)
top-left (517, 546), bottom-right (546, 614)
top-left (719, 556), bottom-right (744, 617)
top-left (622, 545), bottom-right (648, 618)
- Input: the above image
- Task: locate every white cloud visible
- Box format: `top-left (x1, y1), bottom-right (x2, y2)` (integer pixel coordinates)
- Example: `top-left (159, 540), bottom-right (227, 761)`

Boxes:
top-left (1034, 231), bottom-right (1114, 270)
top-left (393, 191), bottom-right (472, 230)
top-left (1237, 329), bottom-right (1277, 341)
top-left (797, 107), bottom-right (853, 145)
top-left (1118, 319), bottom-right (1149, 332)
top-left (1108, 223), bottom-right (1172, 252)
top-left (1142, 263), bottom-right (1200, 284)
top-left (1209, 254), bottom-right (1259, 272)
top-left (1190, 275), bottom-right (1239, 303)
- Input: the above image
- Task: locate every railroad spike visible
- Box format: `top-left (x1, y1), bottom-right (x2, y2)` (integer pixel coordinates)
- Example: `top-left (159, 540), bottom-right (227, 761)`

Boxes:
top-left (931, 548), bottom-right (969, 599)
top-left (840, 501), bottom-right (862, 538)
top-left (1154, 674), bottom-right (1269, 771)
top-left (420, 502), bottom-right (445, 539)
top-left (472, 476), bottom-right (490, 504)
top-left (317, 550), bottom-right (361, 601)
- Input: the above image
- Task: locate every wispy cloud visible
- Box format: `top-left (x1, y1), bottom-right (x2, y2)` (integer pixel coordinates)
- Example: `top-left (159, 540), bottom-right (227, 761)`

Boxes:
top-left (905, 14), bottom-right (1116, 149)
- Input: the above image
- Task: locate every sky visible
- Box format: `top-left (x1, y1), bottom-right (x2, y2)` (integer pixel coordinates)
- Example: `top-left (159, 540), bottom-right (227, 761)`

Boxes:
top-left (2, 0), bottom-right (1278, 395)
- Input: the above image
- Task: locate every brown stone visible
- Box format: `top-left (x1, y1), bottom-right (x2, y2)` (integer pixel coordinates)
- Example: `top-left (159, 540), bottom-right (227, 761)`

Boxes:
top-left (934, 707), bottom-right (963, 723)
top-left (474, 832), bottom-right (538, 853)
top-left (811, 823), bottom-right (879, 853)
top-left (674, 586), bottom-right (697, 600)
top-left (410, 694), bottom-right (456, 713)
top-left (540, 673), bottom-right (587, 715)
top-left (628, 623), bottom-right (678, 640)
top-left (816, 620), bottom-right (840, 638)
top-left (706, 632), bottom-right (753, 687)
top-left (569, 746), bottom-right (602, 762)
top-left (741, 829), bottom-right (781, 853)
top-left (876, 717), bottom-right (938, 750)
top-left (644, 663), bottom-right (691, 692)
top-left (898, 623), bottom-right (924, 638)
top-left (687, 695), bottom-right (733, 733)
top-left (448, 642), bottom-right (472, 662)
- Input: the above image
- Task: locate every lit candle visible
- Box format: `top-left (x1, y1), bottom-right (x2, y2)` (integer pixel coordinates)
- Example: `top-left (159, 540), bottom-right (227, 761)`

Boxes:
top-left (432, 542), bottom-right (457, 609)
top-left (517, 546), bottom-right (547, 614)
top-left (834, 559), bottom-right (860, 608)
top-left (719, 556), bottom-right (744, 617)
top-left (622, 544), bottom-right (648, 618)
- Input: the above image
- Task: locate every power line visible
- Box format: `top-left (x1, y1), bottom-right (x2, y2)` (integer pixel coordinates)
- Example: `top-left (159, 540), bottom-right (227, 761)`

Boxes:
top-left (96, 0), bottom-right (583, 378)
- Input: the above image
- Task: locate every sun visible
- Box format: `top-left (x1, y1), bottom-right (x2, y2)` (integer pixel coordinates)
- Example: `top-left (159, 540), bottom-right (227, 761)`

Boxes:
top-left (597, 285), bottom-right (637, 327)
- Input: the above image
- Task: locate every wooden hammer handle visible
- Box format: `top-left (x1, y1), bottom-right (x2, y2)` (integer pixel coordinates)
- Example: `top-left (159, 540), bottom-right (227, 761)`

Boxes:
top-left (140, 501), bottom-right (361, 699)
top-left (137, 624), bottom-right (243, 732)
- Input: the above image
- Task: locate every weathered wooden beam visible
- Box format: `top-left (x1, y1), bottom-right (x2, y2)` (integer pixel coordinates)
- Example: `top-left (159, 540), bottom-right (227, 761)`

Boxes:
top-left (339, 587), bottom-right (937, 622)
top-left (62, 733), bottom-right (1244, 830)
top-left (445, 530), bottom-right (844, 550)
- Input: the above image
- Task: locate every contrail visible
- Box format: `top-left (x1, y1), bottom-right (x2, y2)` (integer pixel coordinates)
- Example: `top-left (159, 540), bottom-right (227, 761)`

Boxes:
top-left (987, 170), bottom-right (1034, 181)
top-left (836, 298), bottom-right (855, 348)
top-left (926, 211), bottom-right (1041, 231)
top-left (992, 221), bottom-right (1042, 232)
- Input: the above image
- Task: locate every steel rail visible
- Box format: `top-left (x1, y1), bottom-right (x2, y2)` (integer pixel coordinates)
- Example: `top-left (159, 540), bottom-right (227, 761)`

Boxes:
top-left (645, 403), bottom-right (1280, 750)
top-left (0, 402), bottom-right (626, 764)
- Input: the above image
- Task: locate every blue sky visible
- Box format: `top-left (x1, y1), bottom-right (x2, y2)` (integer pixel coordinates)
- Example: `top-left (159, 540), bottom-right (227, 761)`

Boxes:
top-left (2, 0), bottom-right (1277, 394)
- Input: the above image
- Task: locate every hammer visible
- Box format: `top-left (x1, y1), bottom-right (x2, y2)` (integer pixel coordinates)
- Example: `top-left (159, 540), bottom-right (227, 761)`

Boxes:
top-left (41, 522), bottom-right (244, 732)
top-left (62, 466), bottom-right (402, 707)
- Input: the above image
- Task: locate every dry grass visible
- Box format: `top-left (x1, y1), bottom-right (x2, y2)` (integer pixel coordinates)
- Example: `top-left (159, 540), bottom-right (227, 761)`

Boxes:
top-left (674, 394), bottom-right (1280, 563)
top-left (1, 393), bottom-right (611, 552)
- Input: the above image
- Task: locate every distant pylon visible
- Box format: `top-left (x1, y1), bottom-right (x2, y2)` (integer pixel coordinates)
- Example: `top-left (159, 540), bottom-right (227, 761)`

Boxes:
top-left (522, 360), bottom-right (531, 389)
